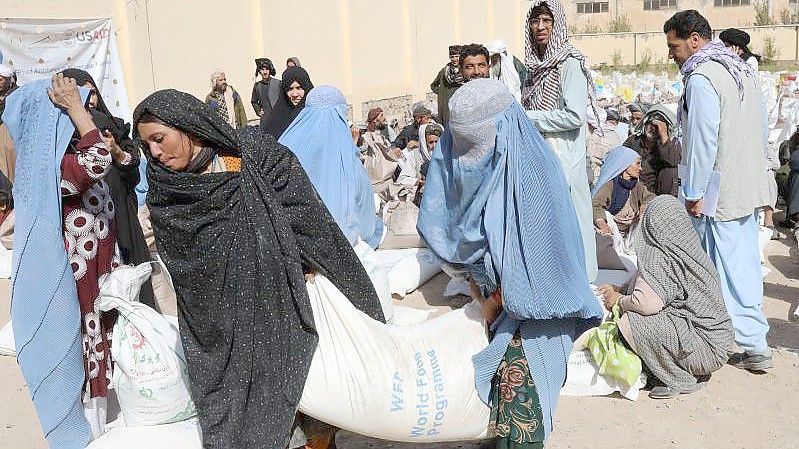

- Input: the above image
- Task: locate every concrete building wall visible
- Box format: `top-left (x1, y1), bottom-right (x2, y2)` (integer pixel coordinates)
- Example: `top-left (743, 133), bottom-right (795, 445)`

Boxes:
top-left (0, 0), bottom-right (531, 121)
top-left (2, 0), bottom-right (797, 122)
top-left (573, 24), bottom-right (799, 66)
top-left (565, 0), bottom-right (799, 32)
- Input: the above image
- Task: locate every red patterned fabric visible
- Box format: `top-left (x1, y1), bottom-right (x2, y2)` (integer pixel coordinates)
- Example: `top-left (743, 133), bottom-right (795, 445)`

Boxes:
top-left (60, 128), bottom-right (120, 400)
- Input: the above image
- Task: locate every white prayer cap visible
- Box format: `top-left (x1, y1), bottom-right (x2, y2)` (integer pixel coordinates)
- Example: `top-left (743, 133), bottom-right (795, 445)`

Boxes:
top-left (485, 39), bottom-right (507, 56)
top-left (0, 64), bottom-right (14, 78)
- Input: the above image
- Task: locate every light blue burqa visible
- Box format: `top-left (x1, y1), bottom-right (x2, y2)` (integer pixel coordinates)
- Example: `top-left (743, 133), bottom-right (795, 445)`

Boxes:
top-left (417, 79), bottom-right (602, 438)
top-left (590, 145), bottom-right (640, 198)
top-left (279, 85), bottom-right (382, 248)
top-left (3, 80), bottom-right (93, 448)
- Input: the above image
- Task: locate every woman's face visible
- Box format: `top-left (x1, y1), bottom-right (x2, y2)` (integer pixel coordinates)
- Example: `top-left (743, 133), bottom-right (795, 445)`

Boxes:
top-left (137, 121), bottom-right (202, 171)
top-left (625, 158), bottom-right (642, 179)
top-left (425, 134), bottom-right (439, 150)
top-left (287, 80), bottom-right (305, 106)
top-left (81, 81), bottom-right (99, 109)
top-left (287, 60), bottom-right (296, 68)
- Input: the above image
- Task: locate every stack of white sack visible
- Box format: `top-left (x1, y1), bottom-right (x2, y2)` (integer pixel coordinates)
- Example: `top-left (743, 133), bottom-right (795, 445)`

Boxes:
top-left (377, 247), bottom-right (443, 298)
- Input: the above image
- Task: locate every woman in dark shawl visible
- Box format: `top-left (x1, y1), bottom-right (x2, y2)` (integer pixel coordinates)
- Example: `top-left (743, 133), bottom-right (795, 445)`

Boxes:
top-left (60, 68), bottom-right (156, 307)
top-left (133, 89), bottom-right (383, 449)
top-left (261, 66), bottom-right (314, 139)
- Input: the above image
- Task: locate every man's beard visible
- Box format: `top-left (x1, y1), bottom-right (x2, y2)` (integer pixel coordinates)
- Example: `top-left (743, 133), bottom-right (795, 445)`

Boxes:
top-left (489, 64), bottom-right (501, 79)
top-left (376, 122), bottom-right (387, 130)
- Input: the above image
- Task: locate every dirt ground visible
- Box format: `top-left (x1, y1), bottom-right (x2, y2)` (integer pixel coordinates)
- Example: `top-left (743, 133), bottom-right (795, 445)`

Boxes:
top-left (1, 234), bottom-right (797, 449)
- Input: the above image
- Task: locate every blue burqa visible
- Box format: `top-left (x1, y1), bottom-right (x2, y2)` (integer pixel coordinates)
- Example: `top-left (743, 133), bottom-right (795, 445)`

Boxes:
top-left (278, 85), bottom-right (382, 247)
top-left (590, 145), bottom-right (640, 198)
top-left (3, 80), bottom-right (93, 448)
top-left (417, 79), bottom-right (602, 438)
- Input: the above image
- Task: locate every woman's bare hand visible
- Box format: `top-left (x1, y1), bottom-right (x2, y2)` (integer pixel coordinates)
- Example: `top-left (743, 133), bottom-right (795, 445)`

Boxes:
top-left (598, 284), bottom-right (621, 312)
top-left (47, 73), bottom-right (83, 112)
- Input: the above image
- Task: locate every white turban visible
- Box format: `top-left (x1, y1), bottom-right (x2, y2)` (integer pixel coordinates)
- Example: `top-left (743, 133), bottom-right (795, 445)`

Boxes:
top-left (0, 64), bottom-right (14, 78)
top-left (485, 39), bottom-right (522, 103)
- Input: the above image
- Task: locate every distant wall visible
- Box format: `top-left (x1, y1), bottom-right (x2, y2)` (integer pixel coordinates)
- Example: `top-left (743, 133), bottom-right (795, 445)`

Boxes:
top-left (564, 0), bottom-right (799, 34)
top-left (5, 0), bottom-right (797, 124)
top-left (1, 0), bottom-right (533, 122)
top-left (573, 25), bottom-right (799, 66)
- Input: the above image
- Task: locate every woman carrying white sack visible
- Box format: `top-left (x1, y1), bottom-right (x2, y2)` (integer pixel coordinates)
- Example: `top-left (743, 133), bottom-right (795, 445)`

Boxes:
top-left (418, 78), bottom-right (602, 447)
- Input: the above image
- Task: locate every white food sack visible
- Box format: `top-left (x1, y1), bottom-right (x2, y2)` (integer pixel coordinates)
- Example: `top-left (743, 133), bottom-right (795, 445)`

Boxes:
top-left (0, 321), bottom-right (14, 356)
top-left (299, 276), bottom-right (491, 442)
top-left (95, 263), bottom-right (196, 426)
top-left (353, 240), bottom-right (394, 322)
top-left (0, 243), bottom-right (12, 279)
top-left (561, 350), bottom-right (646, 401)
top-left (378, 248), bottom-right (442, 297)
top-left (561, 328), bottom-right (646, 401)
top-left (86, 418), bottom-right (203, 449)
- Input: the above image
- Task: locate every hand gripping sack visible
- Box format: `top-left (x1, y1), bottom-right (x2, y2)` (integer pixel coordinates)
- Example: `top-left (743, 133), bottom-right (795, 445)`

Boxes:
top-left (95, 263), bottom-right (196, 426)
top-left (299, 276), bottom-right (491, 442)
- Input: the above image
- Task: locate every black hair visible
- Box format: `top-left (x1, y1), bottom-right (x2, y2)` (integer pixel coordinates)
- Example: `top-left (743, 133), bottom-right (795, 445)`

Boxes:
top-left (530, 3), bottom-right (553, 20)
top-left (663, 10), bottom-right (712, 40)
top-left (135, 112), bottom-right (169, 127)
top-left (0, 191), bottom-right (12, 211)
top-left (741, 48), bottom-right (762, 63)
top-left (458, 44), bottom-right (490, 68)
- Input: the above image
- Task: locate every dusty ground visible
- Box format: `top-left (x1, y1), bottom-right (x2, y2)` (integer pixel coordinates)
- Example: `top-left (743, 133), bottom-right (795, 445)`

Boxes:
top-left (1, 235), bottom-right (797, 449)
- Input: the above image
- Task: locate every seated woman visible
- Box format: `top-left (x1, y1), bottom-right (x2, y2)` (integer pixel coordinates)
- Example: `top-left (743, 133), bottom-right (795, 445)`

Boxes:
top-left (418, 79), bottom-right (602, 448)
top-left (592, 145), bottom-right (654, 256)
top-left (598, 196), bottom-right (735, 399)
top-left (6, 73), bottom-right (124, 446)
top-left (623, 105), bottom-right (680, 196)
top-left (133, 89), bottom-right (384, 449)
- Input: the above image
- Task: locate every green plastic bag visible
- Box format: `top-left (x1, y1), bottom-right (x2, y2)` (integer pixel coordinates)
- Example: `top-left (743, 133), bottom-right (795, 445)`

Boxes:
top-left (586, 304), bottom-right (642, 387)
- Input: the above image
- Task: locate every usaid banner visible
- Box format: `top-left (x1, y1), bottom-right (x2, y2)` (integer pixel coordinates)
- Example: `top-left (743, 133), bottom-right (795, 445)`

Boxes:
top-left (0, 18), bottom-right (131, 120)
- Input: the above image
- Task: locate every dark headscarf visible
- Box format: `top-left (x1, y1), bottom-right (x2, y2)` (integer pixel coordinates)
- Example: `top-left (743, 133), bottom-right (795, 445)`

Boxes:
top-left (366, 107), bottom-right (382, 132)
top-left (132, 89), bottom-right (383, 449)
top-left (59, 68), bottom-right (156, 306)
top-left (448, 45), bottom-right (461, 56)
top-left (719, 28), bottom-right (761, 63)
top-left (286, 56), bottom-right (302, 68)
top-left (254, 57), bottom-right (276, 76)
top-left (261, 66), bottom-right (314, 139)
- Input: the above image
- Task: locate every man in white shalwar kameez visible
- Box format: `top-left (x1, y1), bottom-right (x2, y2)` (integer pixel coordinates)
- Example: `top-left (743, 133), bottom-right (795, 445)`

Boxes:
top-left (522, 0), bottom-right (600, 282)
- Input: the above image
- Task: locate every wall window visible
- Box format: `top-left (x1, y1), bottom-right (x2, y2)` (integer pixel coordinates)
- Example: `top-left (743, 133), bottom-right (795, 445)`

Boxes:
top-left (644, 0), bottom-right (677, 10)
top-left (577, 2), bottom-right (609, 13)
top-left (713, 0), bottom-right (750, 6)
